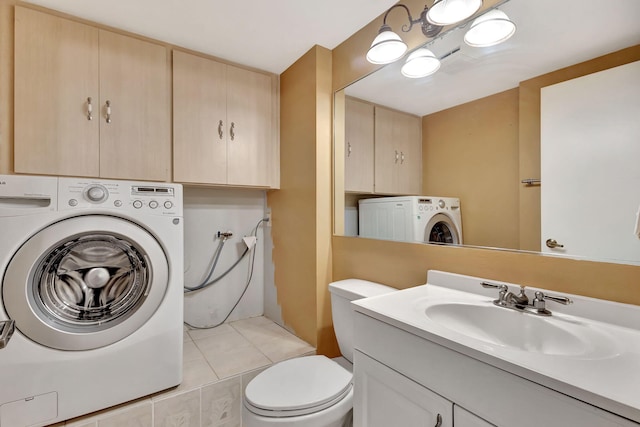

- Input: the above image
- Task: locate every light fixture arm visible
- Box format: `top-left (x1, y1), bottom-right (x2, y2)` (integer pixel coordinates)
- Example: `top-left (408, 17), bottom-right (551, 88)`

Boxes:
top-left (380, 4), bottom-right (443, 38)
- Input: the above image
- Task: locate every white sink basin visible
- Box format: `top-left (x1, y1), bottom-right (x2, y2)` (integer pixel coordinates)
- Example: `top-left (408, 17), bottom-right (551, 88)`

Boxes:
top-left (424, 302), bottom-right (617, 358)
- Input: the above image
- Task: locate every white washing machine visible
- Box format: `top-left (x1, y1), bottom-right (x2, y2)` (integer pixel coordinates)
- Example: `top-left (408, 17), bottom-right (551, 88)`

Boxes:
top-left (0, 175), bottom-right (183, 427)
top-left (358, 196), bottom-right (463, 244)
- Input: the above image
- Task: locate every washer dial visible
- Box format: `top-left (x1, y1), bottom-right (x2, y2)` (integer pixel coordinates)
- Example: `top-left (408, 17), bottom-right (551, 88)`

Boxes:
top-left (85, 185), bottom-right (108, 203)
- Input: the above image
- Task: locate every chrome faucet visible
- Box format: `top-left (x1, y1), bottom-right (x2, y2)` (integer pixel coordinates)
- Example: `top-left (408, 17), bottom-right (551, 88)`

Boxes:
top-left (481, 282), bottom-right (573, 316)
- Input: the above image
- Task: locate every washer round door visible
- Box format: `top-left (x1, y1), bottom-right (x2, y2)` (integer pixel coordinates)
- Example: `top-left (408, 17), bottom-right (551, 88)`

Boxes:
top-left (2, 215), bottom-right (169, 350)
top-left (424, 213), bottom-right (461, 244)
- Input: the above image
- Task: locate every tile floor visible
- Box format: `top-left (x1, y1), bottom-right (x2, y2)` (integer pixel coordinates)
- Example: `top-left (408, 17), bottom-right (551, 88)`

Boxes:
top-left (56, 316), bottom-right (316, 427)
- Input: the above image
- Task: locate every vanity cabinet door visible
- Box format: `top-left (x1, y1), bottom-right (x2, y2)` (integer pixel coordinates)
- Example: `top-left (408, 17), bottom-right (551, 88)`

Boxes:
top-left (345, 98), bottom-right (374, 193)
top-left (354, 350), bottom-right (453, 427)
top-left (374, 106), bottom-right (422, 195)
top-left (454, 406), bottom-right (496, 427)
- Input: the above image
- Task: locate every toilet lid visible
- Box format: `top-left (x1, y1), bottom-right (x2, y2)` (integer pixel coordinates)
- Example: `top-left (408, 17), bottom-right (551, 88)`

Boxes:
top-left (245, 355), bottom-right (352, 415)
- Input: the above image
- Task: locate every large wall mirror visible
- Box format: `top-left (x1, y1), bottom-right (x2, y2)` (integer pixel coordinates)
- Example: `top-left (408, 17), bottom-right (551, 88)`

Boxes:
top-left (334, 0), bottom-right (640, 265)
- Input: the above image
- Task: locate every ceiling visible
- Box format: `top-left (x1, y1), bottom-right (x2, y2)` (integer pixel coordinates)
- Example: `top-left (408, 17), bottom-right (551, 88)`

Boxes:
top-left (21, 0), bottom-right (399, 74)
top-left (345, 0), bottom-right (640, 116)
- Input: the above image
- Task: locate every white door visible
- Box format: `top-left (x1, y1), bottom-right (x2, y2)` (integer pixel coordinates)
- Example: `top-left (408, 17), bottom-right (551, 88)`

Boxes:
top-left (541, 60), bottom-right (640, 263)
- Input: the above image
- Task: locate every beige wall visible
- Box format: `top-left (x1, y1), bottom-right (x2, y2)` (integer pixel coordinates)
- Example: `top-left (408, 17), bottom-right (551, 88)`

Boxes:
top-left (423, 88), bottom-right (520, 249)
top-left (267, 46), bottom-right (338, 355)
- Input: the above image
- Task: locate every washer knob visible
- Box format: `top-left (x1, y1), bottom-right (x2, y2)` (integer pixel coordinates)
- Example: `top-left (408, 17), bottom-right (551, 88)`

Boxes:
top-left (86, 185), bottom-right (108, 202)
top-left (438, 199), bottom-right (446, 209)
top-left (149, 201), bottom-right (159, 209)
top-left (133, 200), bottom-right (143, 209)
top-left (164, 201), bottom-right (173, 209)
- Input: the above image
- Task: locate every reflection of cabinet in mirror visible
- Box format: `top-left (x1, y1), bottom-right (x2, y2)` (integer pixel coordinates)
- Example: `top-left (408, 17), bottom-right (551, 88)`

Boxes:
top-left (14, 7), bottom-right (171, 181)
top-left (344, 98), bottom-right (422, 195)
top-left (375, 106), bottom-right (422, 195)
top-left (345, 98), bottom-right (374, 193)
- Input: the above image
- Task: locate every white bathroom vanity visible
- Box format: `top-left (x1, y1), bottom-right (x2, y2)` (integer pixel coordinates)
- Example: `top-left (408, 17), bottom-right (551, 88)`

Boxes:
top-left (352, 271), bottom-right (640, 427)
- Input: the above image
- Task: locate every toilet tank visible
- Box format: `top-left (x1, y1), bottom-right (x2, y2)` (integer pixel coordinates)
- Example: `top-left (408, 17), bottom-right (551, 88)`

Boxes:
top-left (328, 279), bottom-right (397, 362)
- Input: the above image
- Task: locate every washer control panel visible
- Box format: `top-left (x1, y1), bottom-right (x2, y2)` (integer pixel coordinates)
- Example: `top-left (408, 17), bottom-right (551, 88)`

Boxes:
top-left (58, 178), bottom-right (182, 216)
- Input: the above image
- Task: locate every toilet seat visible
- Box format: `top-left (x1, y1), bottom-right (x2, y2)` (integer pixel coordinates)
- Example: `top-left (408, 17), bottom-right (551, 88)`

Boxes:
top-left (244, 355), bottom-right (353, 418)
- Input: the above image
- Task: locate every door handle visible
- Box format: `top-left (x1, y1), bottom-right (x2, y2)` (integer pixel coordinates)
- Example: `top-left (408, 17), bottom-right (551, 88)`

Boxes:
top-left (546, 238), bottom-right (564, 248)
top-left (434, 413), bottom-right (442, 427)
top-left (105, 100), bottom-right (112, 124)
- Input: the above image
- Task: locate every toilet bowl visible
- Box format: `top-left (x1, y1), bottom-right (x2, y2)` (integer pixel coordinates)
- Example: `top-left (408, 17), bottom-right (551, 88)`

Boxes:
top-left (242, 279), bottom-right (396, 427)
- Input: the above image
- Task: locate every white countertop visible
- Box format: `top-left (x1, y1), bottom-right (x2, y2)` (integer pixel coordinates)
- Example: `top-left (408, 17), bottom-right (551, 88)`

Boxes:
top-left (352, 271), bottom-right (640, 423)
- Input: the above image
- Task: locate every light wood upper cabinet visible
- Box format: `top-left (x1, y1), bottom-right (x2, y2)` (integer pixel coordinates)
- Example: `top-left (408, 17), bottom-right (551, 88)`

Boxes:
top-left (14, 7), bottom-right (171, 182)
top-left (173, 50), bottom-right (277, 188)
top-left (345, 97), bottom-right (374, 193)
top-left (374, 106), bottom-right (422, 195)
top-left (97, 30), bottom-right (170, 181)
top-left (14, 7), bottom-right (100, 177)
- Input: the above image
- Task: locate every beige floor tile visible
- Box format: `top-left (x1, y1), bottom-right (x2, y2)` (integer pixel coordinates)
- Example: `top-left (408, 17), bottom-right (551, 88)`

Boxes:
top-left (183, 340), bottom-right (205, 363)
top-left (187, 323), bottom-right (235, 341)
top-left (183, 324), bottom-right (192, 343)
top-left (178, 358), bottom-right (219, 392)
top-left (257, 334), bottom-right (316, 363)
top-left (195, 332), bottom-right (270, 379)
top-left (232, 321), bottom-right (315, 363)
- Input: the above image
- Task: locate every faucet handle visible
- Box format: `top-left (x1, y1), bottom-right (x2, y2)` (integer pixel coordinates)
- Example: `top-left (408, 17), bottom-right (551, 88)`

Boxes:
top-left (534, 291), bottom-right (573, 305)
top-left (481, 281), bottom-right (507, 292)
top-left (481, 282), bottom-right (508, 305)
top-left (533, 291), bottom-right (573, 315)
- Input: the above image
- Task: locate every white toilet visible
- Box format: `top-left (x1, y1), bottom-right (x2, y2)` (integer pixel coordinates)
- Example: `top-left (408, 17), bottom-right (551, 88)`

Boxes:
top-left (242, 279), bottom-right (396, 427)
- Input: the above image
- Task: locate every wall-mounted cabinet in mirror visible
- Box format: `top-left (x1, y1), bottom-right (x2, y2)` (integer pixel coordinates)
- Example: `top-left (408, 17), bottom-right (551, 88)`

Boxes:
top-left (334, 0), bottom-right (640, 265)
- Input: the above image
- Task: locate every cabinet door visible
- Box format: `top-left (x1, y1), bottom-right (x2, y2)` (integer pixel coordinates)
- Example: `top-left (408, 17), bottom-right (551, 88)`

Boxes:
top-left (345, 98), bottom-right (374, 193)
top-left (374, 106), bottom-right (398, 194)
top-left (98, 30), bottom-right (170, 181)
top-left (397, 111), bottom-right (422, 195)
top-left (454, 406), bottom-right (496, 427)
top-left (354, 351), bottom-right (453, 427)
top-left (173, 51), bottom-right (227, 184)
top-left (226, 65), bottom-right (273, 186)
top-left (14, 7), bottom-right (100, 177)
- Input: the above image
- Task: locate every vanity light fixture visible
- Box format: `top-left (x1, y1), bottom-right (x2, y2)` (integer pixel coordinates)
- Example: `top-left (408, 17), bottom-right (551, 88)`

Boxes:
top-left (401, 48), bottom-right (441, 78)
top-left (427, 0), bottom-right (483, 26)
top-left (366, 0), bottom-right (516, 78)
top-left (463, 9), bottom-right (516, 47)
top-left (366, 4), bottom-right (444, 64)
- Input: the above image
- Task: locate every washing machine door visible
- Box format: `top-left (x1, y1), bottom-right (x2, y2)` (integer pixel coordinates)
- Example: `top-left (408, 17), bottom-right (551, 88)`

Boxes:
top-left (2, 215), bottom-right (169, 350)
top-left (424, 213), bottom-right (461, 244)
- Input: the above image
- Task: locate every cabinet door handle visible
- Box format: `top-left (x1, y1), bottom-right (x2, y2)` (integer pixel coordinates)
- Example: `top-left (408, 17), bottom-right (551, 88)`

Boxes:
top-left (87, 97), bottom-right (93, 121)
top-left (105, 100), bottom-right (112, 124)
top-left (395, 150), bottom-right (399, 163)
top-left (434, 413), bottom-right (442, 427)
top-left (400, 151), bottom-right (405, 164)
top-left (347, 142), bottom-right (352, 157)
top-left (230, 122), bottom-right (235, 141)
top-left (218, 120), bottom-right (224, 140)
